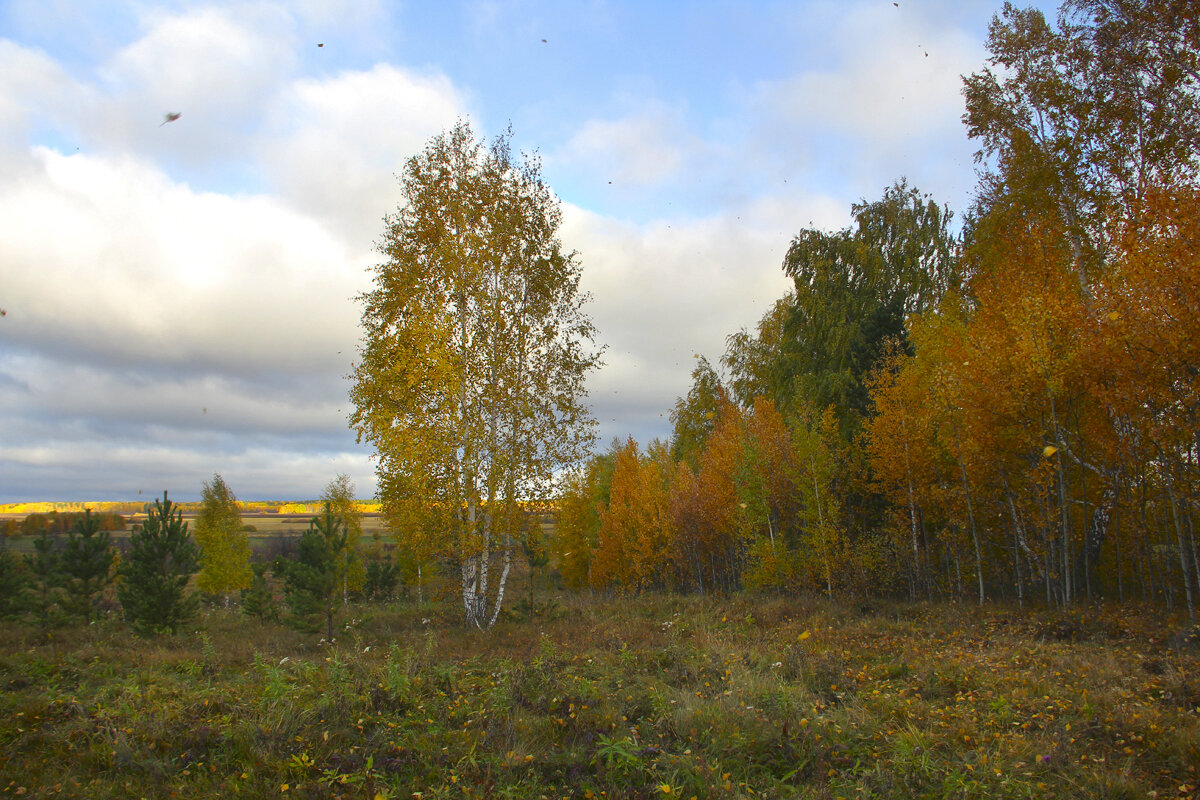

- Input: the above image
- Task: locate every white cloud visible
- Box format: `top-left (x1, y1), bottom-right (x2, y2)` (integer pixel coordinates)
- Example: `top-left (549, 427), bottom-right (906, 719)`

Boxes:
top-left (746, 1), bottom-right (988, 207)
top-left (75, 5), bottom-right (299, 167)
top-left (258, 63), bottom-right (471, 245)
top-left (0, 40), bottom-right (81, 161)
top-left (0, 148), bottom-right (361, 375)
top-left (562, 199), bottom-right (828, 444)
top-left (558, 102), bottom-right (695, 188)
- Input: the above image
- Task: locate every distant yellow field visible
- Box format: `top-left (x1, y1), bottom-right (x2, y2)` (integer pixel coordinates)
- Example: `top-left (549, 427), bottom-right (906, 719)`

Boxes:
top-left (0, 500), bottom-right (384, 515)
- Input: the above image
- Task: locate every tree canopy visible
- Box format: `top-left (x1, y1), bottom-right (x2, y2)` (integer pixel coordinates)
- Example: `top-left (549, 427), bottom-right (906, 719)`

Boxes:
top-left (350, 120), bottom-right (601, 629)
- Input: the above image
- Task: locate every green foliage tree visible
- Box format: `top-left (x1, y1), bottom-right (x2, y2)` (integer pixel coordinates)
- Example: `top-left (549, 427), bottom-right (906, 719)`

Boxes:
top-left (240, 560), bottom-right (278, 622)
top-left (280, 504), bottom-right (348, 639)
top-left (0, 543), bottom-right (30, 619)
top-left (770, 181), bottom-right (958, 433)
top-left (26, 528), bottom-right (63, 629)
top-left (60, 509), bottom-right (114, 622)
top-left (363, 554), bottom-right (400, 603)
top-left (194, 474), bottom-right (252, 607)
top-left (319, 474), bottom-right (363, 604)
top-left (350, 120), bottom-right (601, 629)
top-left (723, 293), bottom-right (794, 407)
top-left (670, 357), bottom-right (726, 468)
top-left (117, 492), bottom-right (200, 636)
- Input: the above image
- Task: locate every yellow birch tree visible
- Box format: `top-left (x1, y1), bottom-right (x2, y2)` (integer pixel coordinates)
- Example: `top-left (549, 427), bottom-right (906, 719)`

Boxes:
top-left (350, 121), bottom-right (601, 629)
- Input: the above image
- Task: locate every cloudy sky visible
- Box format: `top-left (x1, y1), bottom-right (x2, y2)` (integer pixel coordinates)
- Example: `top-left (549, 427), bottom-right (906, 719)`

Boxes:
top-left (0, 0), bottom-right (1054, 503)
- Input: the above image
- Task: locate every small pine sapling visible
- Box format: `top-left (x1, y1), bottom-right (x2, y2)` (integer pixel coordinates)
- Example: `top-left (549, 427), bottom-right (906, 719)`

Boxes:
top-left (281, 504), bottom-right (348, 639)
top-left (241, 559), bottom-right (279, 622)
top-left (60, 509), bottom-right (115, 622)
top-left (25, 529), bottom-right (63, 630)
top-left (364, 554), bottom-right (400, 602)
top-left (0, 543), bottom-right (30, 619)
top-left (117, 492), bottom-right (200, 636)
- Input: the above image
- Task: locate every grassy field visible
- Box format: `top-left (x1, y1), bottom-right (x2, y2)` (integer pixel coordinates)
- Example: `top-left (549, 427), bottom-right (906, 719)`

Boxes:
top-left (1, 595), bottom-right (1197, 799)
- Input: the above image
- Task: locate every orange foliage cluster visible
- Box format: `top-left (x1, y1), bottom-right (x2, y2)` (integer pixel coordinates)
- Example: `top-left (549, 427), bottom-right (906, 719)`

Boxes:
top-left (864, 190), bottom-right (1200, 609)
top-left (558, 396), bottom-right (876, 598)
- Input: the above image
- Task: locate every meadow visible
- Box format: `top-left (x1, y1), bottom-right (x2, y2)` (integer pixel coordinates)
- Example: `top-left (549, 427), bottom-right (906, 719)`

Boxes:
top-left (1, 594), bottom-right (1197, 799)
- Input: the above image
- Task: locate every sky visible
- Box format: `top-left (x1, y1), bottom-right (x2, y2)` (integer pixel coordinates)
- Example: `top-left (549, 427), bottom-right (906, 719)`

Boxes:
top-left (0, 0), bottom-right (1056, 503)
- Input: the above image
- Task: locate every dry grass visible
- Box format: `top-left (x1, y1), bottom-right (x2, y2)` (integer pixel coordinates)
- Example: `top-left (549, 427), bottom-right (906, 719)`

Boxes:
top-left (0, 595), bottom-right (1197, 798)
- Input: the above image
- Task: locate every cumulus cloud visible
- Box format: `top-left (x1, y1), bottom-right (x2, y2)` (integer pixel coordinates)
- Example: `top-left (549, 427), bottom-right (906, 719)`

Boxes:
top-left (0, 149), bottom-right (361, 373)
top-left (78, 5), bottom-right (299, 170)
top-left (559, 102), bottom-right (696, 188)
top-left (746, 1), bottom-right (988, 208)
top-left (258, 63), bottom-right (471, 245)
top-left (0, 40), bottom-right (81, 163)
top-left (0, 6), bottom-right (466, 502)
top-left (561, 200), bottom-right (820, 445)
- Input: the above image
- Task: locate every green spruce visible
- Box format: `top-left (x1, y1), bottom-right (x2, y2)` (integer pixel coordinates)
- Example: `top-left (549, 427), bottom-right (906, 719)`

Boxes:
top-left (117, 492), bottom-right (199, 636)
top-left (363, 554), bottom-right (400, 603)
top-left (25, 529), bottom-right (63, 629)
top-left (60, 509), bottom-right (114, 622)
top-left (240, 559), bottom-right (278, 622)
top-left (280, 503), bottom-right (347, 639)
top-left (0, 543), bottom-right (30, 619)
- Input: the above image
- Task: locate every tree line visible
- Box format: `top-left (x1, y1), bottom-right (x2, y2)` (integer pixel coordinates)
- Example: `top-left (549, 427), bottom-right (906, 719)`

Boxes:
top-left (554, 0), bottom-right (1200, 616)
top-left (0, 475), bottom-right (405, 638)
top-left (1, 510), bottom-right (127, 538)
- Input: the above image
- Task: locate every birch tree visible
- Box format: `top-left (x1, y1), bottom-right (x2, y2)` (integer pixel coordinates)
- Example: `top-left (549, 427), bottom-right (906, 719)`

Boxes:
top-left (194, 474), bottom-right (251, 607)
top-left (350, 120), bottom-right (600, 629)
top-left (320, 474), bottom-right (364, 605)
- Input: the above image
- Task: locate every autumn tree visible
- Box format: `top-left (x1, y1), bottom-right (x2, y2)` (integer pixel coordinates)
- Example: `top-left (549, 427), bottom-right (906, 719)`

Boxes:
top-left (118, 492), bottom-right (200, 636)
top-left (194, 474), bottom-right (252, 607)
top-left (553, 448), bottom-right (616, 590)
top-left (964, 0), bottom-right (1200, 284)
top-left (591, 438), bottom-right (675, 592)
top-left (319, 474), bottom-right (364, 604)
top-left (350, 120), bottom-right (601, 629)
top-left (679, 397), bottom-right (745, 592)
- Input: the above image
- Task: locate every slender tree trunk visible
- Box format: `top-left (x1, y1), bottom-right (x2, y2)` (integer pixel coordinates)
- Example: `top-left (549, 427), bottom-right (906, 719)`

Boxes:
top-left (1167, 481), bottom-right (1196, 621)
top-left (1115, 515), bottom-right (1123, 604)
top-left (947, 419), bottom-right (984, 605)
top-left (1012, 527), bottom-right (1024, 610)
top-left (487, 540), bottom-right (513, 629)
top-left (810, 453), bottom-right (833, 599)
top-left (1048, 395), bottom-right (1072, 606)
top-left (1189, 512), bottom-right (1200, 609)
top-left (902, 429), bottom-right (923, 598)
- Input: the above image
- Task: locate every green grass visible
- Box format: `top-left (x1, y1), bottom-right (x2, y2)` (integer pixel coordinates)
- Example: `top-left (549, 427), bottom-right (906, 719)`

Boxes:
top-left (1, 596), bottom-right (1197, 799)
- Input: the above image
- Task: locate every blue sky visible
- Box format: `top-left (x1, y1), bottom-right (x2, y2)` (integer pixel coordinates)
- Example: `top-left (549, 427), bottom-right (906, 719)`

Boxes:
top-left (0, 0), bottom-right (1055, 502)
